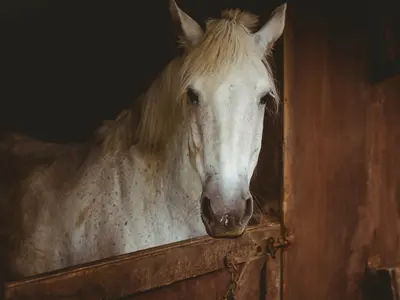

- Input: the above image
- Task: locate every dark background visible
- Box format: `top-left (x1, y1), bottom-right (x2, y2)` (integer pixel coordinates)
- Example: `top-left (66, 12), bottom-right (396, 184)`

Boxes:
top-left (0, 0), bottom-right (282, 143)
top-left (2, 0), bottom-right (400, 299)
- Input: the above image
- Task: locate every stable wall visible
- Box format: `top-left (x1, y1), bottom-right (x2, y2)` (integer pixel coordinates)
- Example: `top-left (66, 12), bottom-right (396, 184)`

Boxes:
top-left (283, 0), bottom-right (400, 299)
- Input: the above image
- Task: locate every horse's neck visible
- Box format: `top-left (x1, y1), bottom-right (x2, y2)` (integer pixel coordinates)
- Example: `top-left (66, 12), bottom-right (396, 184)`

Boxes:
top-left (71, 132), bottom-right (203, 244)
top-left (92, 125), bottom-right (202, 225)
top-left (129, 128), bottom-right (201, 205)
top-left (110, 129), bottom-right (204, 244)
top-left (165, 134), bottom-right (201, 203)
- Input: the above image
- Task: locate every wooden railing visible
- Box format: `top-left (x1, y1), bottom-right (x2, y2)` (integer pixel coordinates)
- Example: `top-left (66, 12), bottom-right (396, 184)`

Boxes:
top-left (4, 222), bottom-right (281, 300)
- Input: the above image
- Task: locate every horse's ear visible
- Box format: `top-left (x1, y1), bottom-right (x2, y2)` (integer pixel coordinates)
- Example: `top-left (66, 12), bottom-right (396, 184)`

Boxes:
top-left (169, 0), bottom-right (203, 46)
top-left (253, 3), bottom-right (287, 53)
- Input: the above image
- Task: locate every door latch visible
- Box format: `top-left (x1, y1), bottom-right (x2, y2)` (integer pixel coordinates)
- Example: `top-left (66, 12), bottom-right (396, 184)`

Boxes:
top-left (266, 232), bottom-right (293, 259)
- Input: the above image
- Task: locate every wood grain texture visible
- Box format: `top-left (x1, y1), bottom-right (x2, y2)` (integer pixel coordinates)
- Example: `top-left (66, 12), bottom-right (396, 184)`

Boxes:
top-left (4, 223), bottom-right (280, 300)
top-left (283, 0), bottom-right (400, 298)
top-left (366, 0), bottom-right (400, 272)
top-left (124, 258), bottom-right (266, 300)
top-left (125, 269), bottom-right (233, 300)
top-left (266, 251), bottom-right (281, 300)
top-left (282, 1), bottom-right (389, 299)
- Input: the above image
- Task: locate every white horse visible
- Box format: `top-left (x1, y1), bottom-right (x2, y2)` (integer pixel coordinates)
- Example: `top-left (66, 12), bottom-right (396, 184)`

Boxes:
top-left (0, 0), bottom-right (286, 279)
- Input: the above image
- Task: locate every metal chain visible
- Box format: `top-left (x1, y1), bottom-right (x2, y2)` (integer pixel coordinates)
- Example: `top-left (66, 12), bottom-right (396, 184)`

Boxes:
top-left (221, 255), bottom-right (241, 300)
top-left (221, 249), bottom-right (261, 300)
top-left (221, 231), bottom-right (293, 299)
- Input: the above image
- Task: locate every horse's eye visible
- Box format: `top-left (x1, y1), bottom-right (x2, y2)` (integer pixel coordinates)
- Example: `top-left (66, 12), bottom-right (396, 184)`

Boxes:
top-left (260, 92), bottom-right (273, 105)
top-left (187, 88), bottom-right (199, 105)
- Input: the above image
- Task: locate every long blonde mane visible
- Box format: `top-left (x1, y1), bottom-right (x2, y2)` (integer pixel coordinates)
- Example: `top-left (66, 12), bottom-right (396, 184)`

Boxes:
top-left (97, 9), bottom-right (280, 158)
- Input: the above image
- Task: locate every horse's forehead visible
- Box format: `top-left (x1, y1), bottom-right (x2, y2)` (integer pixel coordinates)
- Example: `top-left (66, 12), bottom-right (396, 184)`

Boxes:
top-left (194, 63), bottom-right (269, 93)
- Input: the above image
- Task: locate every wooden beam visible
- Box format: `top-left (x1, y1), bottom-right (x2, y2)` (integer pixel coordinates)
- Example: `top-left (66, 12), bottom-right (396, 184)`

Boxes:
top-left (282, 1), bottom-right (377, 299)
top-left (4, 223), bottom-right (280, 300)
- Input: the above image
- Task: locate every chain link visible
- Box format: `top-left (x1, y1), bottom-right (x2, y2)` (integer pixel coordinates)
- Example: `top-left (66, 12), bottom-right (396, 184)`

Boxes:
top-left (221, 255), bottom-right (240, 300)
top-left (221, 231), bottom-right (293, 299)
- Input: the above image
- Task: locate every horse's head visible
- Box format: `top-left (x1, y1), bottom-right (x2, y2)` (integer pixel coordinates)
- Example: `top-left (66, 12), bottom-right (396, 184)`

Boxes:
top-left (169, 0), bottom-right (286, 238)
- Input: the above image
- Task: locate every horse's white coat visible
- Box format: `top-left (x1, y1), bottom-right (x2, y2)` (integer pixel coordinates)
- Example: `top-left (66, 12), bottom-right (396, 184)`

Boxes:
top-left (0, 0), bottom-right (286, 278)
top-left (14, 138), bottom-right (204, 276)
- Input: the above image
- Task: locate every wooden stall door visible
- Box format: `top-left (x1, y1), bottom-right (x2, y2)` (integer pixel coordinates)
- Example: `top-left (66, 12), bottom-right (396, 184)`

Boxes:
top-left (282, 0), bottom-right (400, 299)
top-left (363, 1), bottom-right (400, 300)
top-left (3, 224), bottom-right (282, 300)
top-left (283, 1), bottom-right (370, 299)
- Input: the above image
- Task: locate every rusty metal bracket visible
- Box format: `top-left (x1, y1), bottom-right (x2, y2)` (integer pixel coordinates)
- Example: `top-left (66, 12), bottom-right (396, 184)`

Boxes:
top-left (266, 232), bottom-right (293, 259)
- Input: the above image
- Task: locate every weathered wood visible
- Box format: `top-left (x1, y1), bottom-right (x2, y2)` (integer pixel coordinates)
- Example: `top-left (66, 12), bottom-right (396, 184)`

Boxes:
top-left (123, 258), bottom-right (267, 300)
top-left (4, 223), bottom-right (280, 300)
top-left (266, 251), bottom-right (281, 300)
top-left (363, 72), bottom-right (400, 297)
top-left (235, 258), bottom-right (267, 300)
top-left (282, 1), bottom-right (383, 299)
top-left (365, 0), bottom-right (400, 278)
top-left (125, 269), bottom-right (233, 300)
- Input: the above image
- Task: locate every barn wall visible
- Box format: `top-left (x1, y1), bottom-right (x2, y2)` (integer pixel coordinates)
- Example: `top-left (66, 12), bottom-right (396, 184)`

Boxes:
top-left (364, 0), bottom-right (400, 274)
top-left (283, 0), bottom-right (400, 299)
top-left (367, 76), bottom-right (400, 265)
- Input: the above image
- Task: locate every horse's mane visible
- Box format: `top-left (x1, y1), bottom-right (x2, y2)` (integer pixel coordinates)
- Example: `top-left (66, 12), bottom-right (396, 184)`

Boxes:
top-left (96, 9), bottom-right (280, 158)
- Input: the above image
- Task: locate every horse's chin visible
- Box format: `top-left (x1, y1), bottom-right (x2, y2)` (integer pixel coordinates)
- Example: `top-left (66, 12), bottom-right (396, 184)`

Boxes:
top-left (202, 218), bottom-right (245, 239)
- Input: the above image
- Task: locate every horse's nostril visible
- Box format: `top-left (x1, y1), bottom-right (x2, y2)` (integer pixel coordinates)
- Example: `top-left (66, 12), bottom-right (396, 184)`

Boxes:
top-left (244, 197), bottom-right (253, 218)
top-left (201, 196), bottom-right (213, 222)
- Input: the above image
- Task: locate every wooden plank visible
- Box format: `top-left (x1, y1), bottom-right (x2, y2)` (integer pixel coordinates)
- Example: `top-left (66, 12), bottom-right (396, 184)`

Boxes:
top-left (124, 257), bottom-right (267, 300)
top-left (266, 250), bottom-right (281, 300)
top-left (365, 0), bottom-right (400, 277)
top-left (282, 1), bottom-right (377, 299)
top-left (235, 258), bottom-right (267, 300)
top-left (353, 1), bottom-right (400, 298)
top-left (363, 74), bottom-right (400, 294)
top-left (4, 223), bottom-right (280, 300)
top-left (125, 269), bottom-right (232, 300)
